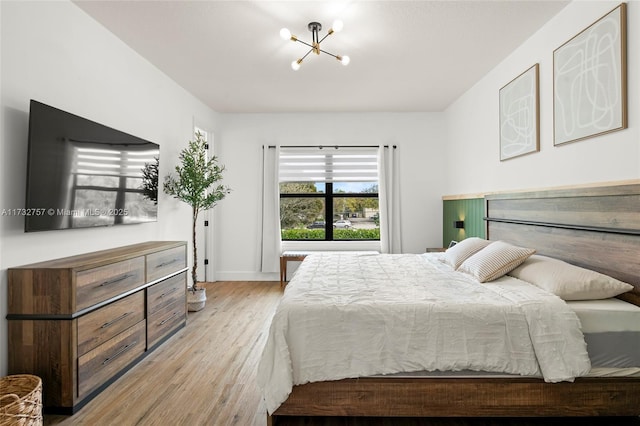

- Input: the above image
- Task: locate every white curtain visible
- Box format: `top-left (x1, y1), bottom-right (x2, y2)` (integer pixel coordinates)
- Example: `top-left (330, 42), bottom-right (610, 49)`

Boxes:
top-left (260, 145), bottom-right (281, 273)
top-left (378, 146), bottom-right (402, 253)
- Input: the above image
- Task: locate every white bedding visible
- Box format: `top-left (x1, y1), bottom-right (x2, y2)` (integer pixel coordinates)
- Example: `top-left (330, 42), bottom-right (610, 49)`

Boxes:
top-left (567, 298), bottom-right (640, 333)
top-left (257, 252), bottom-right (591, 414)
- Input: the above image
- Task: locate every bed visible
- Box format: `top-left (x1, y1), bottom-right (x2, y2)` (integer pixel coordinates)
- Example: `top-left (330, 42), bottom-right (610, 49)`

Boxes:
top-left (258, 181), bottom-right (640, 424)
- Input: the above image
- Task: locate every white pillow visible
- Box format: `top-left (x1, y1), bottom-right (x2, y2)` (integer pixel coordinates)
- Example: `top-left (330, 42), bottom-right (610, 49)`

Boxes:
top-left (458, 241), bottom-right (535, 283)
top-left (508, 255), bottom-right (634, 300)
top-left (441, 237), bottom-right (491, 269)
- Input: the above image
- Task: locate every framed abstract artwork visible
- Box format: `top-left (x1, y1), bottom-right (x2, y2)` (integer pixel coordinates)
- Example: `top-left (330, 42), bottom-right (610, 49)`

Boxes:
top-left (499, 64), bottom-right (539, 161)
top-left (553, 3), bottom-right (627, 146)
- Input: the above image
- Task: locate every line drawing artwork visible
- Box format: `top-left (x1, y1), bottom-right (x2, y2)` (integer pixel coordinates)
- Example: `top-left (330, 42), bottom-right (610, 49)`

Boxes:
top-left (500, 64), bottom-right (539, 160)
top-left (554, 5), bottom-right (626, 145)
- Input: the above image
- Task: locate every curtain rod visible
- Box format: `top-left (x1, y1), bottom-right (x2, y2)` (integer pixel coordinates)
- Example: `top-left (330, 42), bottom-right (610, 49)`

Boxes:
top-left (266, 145), bottom-right (396, 149)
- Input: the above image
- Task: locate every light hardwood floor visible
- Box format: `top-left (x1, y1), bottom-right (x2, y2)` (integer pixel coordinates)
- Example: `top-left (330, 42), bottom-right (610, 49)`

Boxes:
top-left (45, 281), bottom-right (279, 426)
top-left (44, 281), bottom-right (640, 426)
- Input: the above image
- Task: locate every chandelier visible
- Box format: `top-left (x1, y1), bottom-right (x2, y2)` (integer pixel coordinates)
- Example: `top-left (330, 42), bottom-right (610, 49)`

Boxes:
top-left (280, 20), bottom-right (350, 71)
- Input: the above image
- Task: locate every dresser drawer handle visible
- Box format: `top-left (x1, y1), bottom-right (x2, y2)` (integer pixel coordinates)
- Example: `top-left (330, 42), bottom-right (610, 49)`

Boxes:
top-left (155, 258), bottom-right (182, 268)
top-left (159, 287), bottom-right (178, 298)
top-left (102, 340), bottom-right (138, 366)
top-left (100, 312), bottom-right (132, 329)
top-left (98, 273), bottom-right (133, 287)
top-left (159, 312), bottom-right (178, 326)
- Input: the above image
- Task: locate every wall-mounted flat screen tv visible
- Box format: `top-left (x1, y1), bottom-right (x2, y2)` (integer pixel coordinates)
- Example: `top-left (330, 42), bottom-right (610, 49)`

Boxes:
top-left (25, 100), bottom-right (160, 232)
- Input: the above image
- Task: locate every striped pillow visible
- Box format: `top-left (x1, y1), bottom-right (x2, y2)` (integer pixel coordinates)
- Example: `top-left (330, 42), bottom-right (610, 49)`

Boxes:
top-left (458, 241), bottom-right (536, 283)
top-left (442, 237), bottom-right (492, 269)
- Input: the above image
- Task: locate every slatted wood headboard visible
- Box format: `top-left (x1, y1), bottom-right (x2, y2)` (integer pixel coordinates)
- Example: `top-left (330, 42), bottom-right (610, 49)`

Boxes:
top-left (485, 182), bottom-right (640, 306)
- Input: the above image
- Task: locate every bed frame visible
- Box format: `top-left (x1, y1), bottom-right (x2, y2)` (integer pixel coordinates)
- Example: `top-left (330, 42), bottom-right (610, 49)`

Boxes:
top-left (268, 181), bottom-right (640, 425)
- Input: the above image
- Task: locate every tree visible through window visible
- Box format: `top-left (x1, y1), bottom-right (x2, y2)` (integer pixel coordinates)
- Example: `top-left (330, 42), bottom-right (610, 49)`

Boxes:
top-left (279, 147), bottom-right (380, 241)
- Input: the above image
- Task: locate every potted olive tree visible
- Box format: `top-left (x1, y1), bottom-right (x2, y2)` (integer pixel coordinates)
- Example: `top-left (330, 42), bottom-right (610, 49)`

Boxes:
top-left (164, 132), bottom-right (230, 311)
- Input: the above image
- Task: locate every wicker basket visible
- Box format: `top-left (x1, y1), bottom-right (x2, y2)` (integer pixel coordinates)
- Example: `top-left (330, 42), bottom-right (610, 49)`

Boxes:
top-left (0, 375), bottom-right (43, 426)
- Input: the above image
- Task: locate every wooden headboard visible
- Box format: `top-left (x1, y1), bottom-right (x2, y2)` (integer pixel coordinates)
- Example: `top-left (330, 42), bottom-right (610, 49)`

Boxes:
top-left (485, 182), bottom-right (640, 306)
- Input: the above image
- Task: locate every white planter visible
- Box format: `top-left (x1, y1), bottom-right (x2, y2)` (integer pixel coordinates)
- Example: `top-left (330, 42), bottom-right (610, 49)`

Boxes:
top-left (187, 288), bottom-right (206, 312)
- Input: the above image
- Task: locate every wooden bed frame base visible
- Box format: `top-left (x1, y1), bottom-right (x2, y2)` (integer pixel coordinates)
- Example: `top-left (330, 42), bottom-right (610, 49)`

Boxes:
top-left (269, 376), bottom-right (640, 423)
top-left (267, 182), bottom-right (640, 424)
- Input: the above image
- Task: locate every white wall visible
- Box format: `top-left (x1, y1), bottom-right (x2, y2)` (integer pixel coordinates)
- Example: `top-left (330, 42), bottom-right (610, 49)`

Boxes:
top-left (0, 1), bottom-right (219, 376)
top-left (444, 0), bottom-right (640, 195)
top-left (214, 112), bottom-right (447, 280)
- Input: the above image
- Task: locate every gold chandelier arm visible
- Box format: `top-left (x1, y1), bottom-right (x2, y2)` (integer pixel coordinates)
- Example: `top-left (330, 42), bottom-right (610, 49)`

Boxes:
top-left (299, 47), bottom-right (314, 61)
top-left (318, 48), bottom-right (339, 59)
top-left (293, 37), bottom-right (339, 58)
top-left (295, 38), bottom-right (315, 49)
top-left (317, 31), bottom-right (333, 44)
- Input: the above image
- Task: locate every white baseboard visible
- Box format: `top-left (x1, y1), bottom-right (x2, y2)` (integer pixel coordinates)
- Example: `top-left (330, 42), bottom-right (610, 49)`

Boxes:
top-left (214, 271), bottom-right (279, 281)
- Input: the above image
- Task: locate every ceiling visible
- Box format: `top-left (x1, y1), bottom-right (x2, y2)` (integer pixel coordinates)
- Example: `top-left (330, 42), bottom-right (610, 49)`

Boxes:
top-left (74, 0), bottom-right (570, 113)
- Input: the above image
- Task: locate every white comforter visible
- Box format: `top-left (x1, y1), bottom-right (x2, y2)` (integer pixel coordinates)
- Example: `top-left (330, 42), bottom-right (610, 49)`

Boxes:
top-left (257, 252), bottom-right (591, 414)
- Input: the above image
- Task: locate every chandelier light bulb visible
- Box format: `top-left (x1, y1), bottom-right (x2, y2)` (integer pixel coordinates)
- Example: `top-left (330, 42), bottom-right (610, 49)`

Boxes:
top-left (280, 28), bottom-right (292, 40)
top-left (291, 59), bottom-right (301, 71)
top-left (341, 55), bottom-right (350, 66)
top-left (332, 20), bottom-right (344, 32)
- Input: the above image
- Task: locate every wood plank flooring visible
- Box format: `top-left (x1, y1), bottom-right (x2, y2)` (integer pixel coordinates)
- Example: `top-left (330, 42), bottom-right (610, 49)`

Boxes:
top-left (44, 281), bottom-right (640, 426)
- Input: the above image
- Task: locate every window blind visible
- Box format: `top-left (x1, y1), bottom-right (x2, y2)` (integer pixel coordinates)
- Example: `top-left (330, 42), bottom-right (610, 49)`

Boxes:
top-left (73, 146), bottom-right (157, 178)
top-left (279, 146), bottom-right (378, 183)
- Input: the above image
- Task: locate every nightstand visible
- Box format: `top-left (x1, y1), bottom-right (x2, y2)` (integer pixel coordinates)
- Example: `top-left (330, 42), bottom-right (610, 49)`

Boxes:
top-left (426, 248), bottom-right (446, 253)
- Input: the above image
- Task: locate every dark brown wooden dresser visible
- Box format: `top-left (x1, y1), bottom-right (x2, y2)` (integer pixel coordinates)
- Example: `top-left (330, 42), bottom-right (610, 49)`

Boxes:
top-left (6, 241), bottom-right (188, 414)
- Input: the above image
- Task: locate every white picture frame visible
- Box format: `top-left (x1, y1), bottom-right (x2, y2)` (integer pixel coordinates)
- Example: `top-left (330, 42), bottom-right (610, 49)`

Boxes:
top-left (553, 3), bottom-right (627, 146)
top-left (499, 64), bottom-right (540, 161)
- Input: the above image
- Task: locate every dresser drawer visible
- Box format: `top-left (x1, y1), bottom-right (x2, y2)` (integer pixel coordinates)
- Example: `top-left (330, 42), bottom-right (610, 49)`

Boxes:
top-left (76, 257), bottom-right (145, 311)
top-left (146, 246), bottom-right (186, 282)
top-left (147, 299), bottom-right (186, 349)
top-left (77, 291), bottom-right (145, 356)
top-left (78, 320), bottom-right (145, 399)
top-left (147, 272), bottom-right (186, 316)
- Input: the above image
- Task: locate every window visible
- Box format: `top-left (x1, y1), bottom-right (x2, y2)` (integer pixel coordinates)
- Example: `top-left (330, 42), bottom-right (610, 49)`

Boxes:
top-left (279, 147), bottom-right (379, 241)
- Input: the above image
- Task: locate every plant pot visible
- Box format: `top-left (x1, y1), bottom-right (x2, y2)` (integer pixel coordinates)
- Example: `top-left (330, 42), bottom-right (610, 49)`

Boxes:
top-left (187, 288), bottom-right (207, 312)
